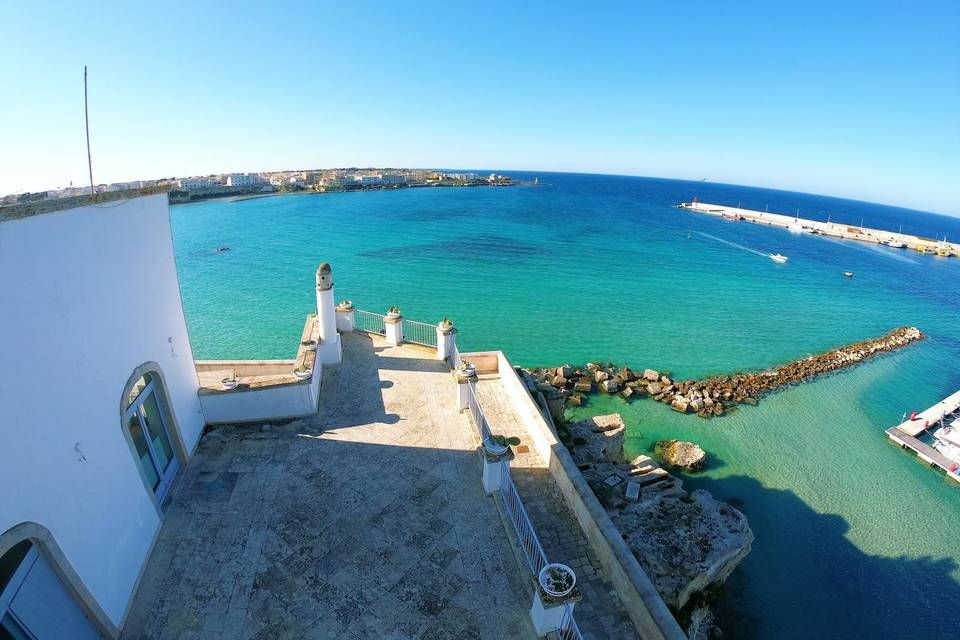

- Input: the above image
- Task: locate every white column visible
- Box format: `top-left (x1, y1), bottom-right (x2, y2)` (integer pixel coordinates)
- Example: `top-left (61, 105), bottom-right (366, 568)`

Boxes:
top-left (482, 452), bottom-right (511, 494)
top-left (315, 263), bottom-right (342, 365)
top-left (436, 321), bottom-right (455, 360)
top-left (384, 314), bottom-right (404, 346)
top-left (455, 370), bottom-right (475, 411)
top-left (336, 300), bottom-right (355, 333)
top-left (530, 593), bottom-right (574, 636)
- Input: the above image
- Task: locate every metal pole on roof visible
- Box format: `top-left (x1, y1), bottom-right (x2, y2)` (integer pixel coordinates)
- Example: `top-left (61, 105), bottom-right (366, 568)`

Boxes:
top-left (84, 65), bottom-right (94, 194)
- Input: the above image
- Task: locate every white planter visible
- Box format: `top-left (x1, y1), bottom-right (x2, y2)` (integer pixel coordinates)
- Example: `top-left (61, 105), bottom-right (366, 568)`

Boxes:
top-left (294, 369), bottom-right (313, 380)
top-left (221, 378), bottom-right (238, 390)
top-left (538, 563), bottom-right (576, 597)
top-left (483, 437), bottom-right (509, 456)
top-left (386, 312), bottom-right (401, 320)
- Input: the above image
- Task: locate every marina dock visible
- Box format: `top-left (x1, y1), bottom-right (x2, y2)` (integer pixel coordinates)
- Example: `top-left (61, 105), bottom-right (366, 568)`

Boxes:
top-left (885, 389), bottom-right (960, 483)
top-left (678, 201), bottom-right (960, 257)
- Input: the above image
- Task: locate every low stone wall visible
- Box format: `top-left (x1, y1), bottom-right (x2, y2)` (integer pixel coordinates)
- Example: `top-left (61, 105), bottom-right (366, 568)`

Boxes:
top-left (489, 351), bottom-right (686, 640)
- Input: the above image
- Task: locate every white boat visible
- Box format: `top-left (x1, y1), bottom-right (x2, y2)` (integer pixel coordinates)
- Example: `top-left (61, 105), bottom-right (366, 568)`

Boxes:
top-left (787, 223), bottom-right (806, 234)
top-left (769, 253), bottom-right (788, 263)
top-left (887, 225), bottom-right (906, 248)
top-left (932, 422), bottom-right (960, 465)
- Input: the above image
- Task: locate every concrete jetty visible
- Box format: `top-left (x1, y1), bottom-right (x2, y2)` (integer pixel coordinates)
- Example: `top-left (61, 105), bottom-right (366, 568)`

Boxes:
top-left (678, 201), bottom-right (959, 257)
top-left (886, 389), bottom-right (960, 484)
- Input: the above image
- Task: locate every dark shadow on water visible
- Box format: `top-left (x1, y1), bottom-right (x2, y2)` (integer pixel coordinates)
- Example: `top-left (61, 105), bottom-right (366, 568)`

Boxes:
top-left (686, 475), bottom-right (960, 640)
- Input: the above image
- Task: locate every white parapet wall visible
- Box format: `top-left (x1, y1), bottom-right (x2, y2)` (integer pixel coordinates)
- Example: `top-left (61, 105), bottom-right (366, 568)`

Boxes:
top-left (195, 316), bottom-right (323, 423)
top-left (466, 350), bottom-right (686, 640)
top-left (0, 189), bottom-right (205, 635)
top-left (196, 361), bottom-right (322, 423)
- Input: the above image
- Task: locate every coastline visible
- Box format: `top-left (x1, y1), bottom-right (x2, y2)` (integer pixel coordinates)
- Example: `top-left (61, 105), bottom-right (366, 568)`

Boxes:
top-left (170, 180), bottom-right (522, 206)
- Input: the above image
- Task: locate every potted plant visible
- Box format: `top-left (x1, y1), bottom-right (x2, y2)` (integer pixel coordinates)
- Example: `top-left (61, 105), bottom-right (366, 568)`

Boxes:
top-left (457, 360), bottom-right (476, 377)
top-left (337, 299), bottom-right (353, 310)
top-left (293, 364), bottom-right (313, 380)
top-left (483, 434), bottom-right (520, 456)
top-left (386, 305), bottom-right (401, 319)
top-left (301, 339), bottom-right (317, 352)
top-left (439, 317), bottom-right (454, 330)
top-left (221, 373), bottom-right (238, 390)
top-left (538, 563), bottom-right (576, 597)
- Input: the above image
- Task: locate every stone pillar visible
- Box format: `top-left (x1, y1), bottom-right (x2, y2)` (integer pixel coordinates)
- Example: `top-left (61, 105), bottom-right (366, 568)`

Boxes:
top-left (455, 369), bottom-right (476, 411)
top-left (529, 580), bottom-right (581, 637)
top-left (315, 263), bottom-right (342, 365)
top-left (436, 321), bottom-right (456, 360)
top-left (335, 300), bottom-right (355, 333)
top-left (384, 314), bottom-right (404, 346)
top-left (481, 447), bottom-right (513, 495)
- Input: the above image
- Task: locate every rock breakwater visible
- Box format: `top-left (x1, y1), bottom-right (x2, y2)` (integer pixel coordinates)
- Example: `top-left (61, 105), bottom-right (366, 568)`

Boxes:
top-left (528, 327), bottom-right (923, 418)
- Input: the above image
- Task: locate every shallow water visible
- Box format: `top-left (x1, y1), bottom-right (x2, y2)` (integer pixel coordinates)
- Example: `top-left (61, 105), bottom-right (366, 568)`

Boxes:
top-left (171, 173), bottom-right (960, 639)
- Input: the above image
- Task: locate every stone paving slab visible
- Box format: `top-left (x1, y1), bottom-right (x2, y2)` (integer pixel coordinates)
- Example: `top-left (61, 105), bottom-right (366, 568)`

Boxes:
top-left (122, 333), bottom-right (535, 640)
top-left (474, 377), bottom-right (640, 640)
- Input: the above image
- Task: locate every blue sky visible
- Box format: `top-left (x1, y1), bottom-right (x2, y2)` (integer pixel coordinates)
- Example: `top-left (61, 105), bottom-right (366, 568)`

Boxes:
top-left (1, 1), bottom-right (958, 215)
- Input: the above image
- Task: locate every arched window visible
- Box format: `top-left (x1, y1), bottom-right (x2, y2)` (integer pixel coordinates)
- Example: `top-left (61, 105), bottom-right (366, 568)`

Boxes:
top-left (123, 370), bottom-right (180, 503)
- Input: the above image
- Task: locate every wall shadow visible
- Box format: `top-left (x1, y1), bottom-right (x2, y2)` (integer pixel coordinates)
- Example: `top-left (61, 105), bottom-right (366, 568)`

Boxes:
top-left (689, 475), bottom-right (960, 639)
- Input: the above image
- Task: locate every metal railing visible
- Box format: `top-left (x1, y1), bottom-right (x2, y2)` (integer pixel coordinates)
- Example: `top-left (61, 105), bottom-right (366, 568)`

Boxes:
top-left (354, 310), bottom-right (386, 335)
top-left (464, 372), bottom-right (584, 640)
top-left (465, 379), bottom-right (493, 443)
top-left (557, 604), bottom-right (584, 640)
top-left (499, 461), bottom-right (548, 575)
top-left (450, 341), bottom-right (462, 369)
top-left (402, 318), bottom-right (437, 347)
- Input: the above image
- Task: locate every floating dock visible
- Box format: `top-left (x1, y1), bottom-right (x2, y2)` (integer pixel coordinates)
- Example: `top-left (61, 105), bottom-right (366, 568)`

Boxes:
top-left (885, 389), bottom-right (960, 483)
top-left (678, 201), bottom-right (959, 258)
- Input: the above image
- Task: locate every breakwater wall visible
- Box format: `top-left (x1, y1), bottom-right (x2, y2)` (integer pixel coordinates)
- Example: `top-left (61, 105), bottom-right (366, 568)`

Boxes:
top-left (679, 201), bottom-right (959, 257)
top-left (529, 327), bottom-right (924, 419)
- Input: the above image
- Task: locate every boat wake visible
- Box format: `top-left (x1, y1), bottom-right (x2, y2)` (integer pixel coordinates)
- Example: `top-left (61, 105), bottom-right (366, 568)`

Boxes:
top-left (697, 232), bottom-right (773, 259)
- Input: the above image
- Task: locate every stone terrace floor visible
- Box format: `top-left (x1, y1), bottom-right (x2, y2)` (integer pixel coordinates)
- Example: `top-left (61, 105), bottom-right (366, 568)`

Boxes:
top-left (474, 376), bottom-right (640, 640)
top-left (123, 332), bottom-right (535, 640)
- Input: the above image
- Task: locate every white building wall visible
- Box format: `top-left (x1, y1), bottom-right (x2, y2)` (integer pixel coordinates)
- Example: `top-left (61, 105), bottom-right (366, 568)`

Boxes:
top-left (0, 193), bottom-right (205, 627)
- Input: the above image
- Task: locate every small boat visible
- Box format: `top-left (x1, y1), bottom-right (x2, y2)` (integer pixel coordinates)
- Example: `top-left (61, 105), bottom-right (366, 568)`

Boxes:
top-left (769, 253), bottom-right (788, 263)
top-left (886, 239), bottom-right (905, 248)
top-left (843, 271), bottom-right (854, 278)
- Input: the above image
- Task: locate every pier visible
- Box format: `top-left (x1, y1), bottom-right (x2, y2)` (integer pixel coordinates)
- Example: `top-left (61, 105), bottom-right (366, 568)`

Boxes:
top-left (885, 389), bottom-right (960, 483)
top-left (678, 201), bottom-right (959, 257)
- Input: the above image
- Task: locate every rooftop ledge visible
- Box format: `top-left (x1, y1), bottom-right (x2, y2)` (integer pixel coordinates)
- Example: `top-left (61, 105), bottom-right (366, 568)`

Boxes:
top-left (196, 314), bottom-right (319, 395)
top-left (0, 185), bottom-right (172, 223)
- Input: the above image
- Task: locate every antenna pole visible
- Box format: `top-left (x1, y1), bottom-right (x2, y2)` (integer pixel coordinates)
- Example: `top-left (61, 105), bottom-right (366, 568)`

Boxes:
top-left (84, 65), bottom-right (94, 194)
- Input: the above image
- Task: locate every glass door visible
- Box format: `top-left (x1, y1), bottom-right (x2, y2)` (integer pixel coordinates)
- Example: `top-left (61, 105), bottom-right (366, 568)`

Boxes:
top-left (124, 377), bottom-right (179, 502)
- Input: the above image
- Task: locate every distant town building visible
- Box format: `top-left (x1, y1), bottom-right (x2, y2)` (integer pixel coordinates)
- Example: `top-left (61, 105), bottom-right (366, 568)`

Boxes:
top-left (357, 174), bottom-right (382, 187)
top-left (381, 174), bottom-right (406, 185)
top-left (177, 177), bottom-right (218, 190)
top-left (224, 173), bottom-right (259, 188)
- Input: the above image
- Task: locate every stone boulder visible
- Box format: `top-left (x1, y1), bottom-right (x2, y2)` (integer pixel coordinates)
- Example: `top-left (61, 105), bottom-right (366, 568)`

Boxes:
top-left (643, 368), bottom-right (660, 382)
top-left (567, 414), bottom-right (625, 464)
top-left (601, 379), bottom-right (619, 393)
top-left (655, 440), bottom-right (707, 472)
top-left (594, 370), bottom-right (611, 383)
top-left (558, 364), bottom-right (575, 379)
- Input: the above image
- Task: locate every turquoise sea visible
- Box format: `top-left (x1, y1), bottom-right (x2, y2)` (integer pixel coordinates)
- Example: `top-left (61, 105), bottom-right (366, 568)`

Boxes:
top-left (171, 173), bottom-right (960, 639)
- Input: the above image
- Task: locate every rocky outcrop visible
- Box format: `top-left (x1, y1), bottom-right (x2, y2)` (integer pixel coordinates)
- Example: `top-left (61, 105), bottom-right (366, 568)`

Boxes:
top-left (527, 327), bottom-right (924, 419)
top-left (655, 440), bottom-right (707, 472)
top-left (559, 414), bottom-right (752, 624)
